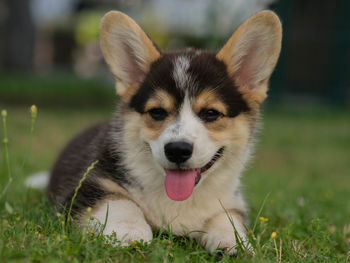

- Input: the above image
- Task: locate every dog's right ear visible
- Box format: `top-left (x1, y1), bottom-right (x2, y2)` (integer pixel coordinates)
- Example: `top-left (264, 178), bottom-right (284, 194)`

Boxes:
top-left (100, 11), bottom-right (160, 100)
top-left (216, 11), bottom-right (282, 105)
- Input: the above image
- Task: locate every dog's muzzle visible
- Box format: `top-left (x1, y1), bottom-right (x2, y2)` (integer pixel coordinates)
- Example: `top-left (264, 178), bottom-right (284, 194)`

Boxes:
top-left (163, 146), bottom-right (224, 202)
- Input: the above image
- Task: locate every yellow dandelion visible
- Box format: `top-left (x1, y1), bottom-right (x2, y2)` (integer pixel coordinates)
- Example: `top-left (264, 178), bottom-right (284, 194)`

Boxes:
top-left (328, 225), bottom-right (336, 233)
top-left (169, 252), bottom-right (174, 258)
top-left (271, 231), bottom-right (277, 239)
top-left (1, 109), bottom-right (7, 118)
top-left (61, 221), bottom-right (65, 225)
top-left (102, 233), bottom-right (105, 237)
top-left (16, 217), bottom-right (20, 221)
top-left (30, 105), bottom-right (37, 118)
top-left (130, 241), bottom-right (138, 245)
top-left (259, 216), bottom-right (269, 222)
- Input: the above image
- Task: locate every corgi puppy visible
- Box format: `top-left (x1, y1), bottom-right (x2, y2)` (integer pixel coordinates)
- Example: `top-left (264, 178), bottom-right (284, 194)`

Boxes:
top-left (49, 10), bottom-right (281, 255)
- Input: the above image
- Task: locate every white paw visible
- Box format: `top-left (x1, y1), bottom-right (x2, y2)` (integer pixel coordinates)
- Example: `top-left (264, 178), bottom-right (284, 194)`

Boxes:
top-left (200, 212), bottom-right (248, 255)
top-left (104, 219), bottom-right (153, 246)
top-left (89, 199), bottom-right (153, 246)
top-left (201, 228), bottom-right (245, 255)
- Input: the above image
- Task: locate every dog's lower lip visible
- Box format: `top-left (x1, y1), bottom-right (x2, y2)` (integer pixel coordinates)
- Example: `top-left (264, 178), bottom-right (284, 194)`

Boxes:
top-left (200, 147), bottom-right (224, 174)
top-left (195, 174), bottom-right (201, 185)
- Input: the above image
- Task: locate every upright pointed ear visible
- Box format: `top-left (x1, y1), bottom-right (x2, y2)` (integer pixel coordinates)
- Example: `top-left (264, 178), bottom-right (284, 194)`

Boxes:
top-left (216, 11), bottom-right (282, 105)
top-left (100, 11), bottom-right (160, 100)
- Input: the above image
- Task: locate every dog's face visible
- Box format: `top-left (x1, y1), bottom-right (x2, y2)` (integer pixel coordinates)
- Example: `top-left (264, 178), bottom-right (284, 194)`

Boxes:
top-left (100, 11), bottom-right (282, 201)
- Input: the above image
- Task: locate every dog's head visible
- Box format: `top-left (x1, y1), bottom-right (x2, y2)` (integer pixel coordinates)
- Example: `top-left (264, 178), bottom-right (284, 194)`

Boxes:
top-left (100, 11), bottom-right (282, 201)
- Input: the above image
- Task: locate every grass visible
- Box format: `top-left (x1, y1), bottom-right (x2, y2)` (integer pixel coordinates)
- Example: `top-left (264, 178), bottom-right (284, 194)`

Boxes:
top-left (0, 103), bottom-right (349, 262)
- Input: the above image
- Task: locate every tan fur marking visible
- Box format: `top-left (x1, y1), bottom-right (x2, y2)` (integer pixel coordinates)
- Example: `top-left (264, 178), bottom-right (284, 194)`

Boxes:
top-left (121, 109), bottom-right (172, 143)
top-left (142, 114), bottom-right (175, 141)
top-left (79, 178), bottom-right (132, 224)
top-left (192, 90), bottom-right (228, 116)
top-left (240, 83), bottom-right (268, 106)
top-left (144, 90), bottom-right (176, 113)
top-left (139, 90), bottom-right (177, 141)
top-left (205, 117), bottom-right (230, 132)
top-left (207, 113), bottom-right (251, 144)
top-left (98, 178), bottom-right (131, 200)
top-left (117, 84), bottom-right (140, 103)
top-left (192, 90), bottom-right (252, 143)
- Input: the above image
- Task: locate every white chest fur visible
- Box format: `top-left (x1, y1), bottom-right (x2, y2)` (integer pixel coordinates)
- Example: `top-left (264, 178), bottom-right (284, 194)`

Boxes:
top-left (128, 157), bottom-right (246, 236)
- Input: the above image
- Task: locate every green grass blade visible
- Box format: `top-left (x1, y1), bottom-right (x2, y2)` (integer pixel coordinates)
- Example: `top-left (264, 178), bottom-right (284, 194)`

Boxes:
top-left (252, 192), bottom-right (270, 233)
top-left (1, 109), bottom-right (12, 201)
top-left (66, 160), bottom-right (99, 232)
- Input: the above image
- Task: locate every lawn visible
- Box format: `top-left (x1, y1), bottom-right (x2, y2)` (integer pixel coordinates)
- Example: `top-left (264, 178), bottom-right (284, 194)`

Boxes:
top-left (0, 99), bottom-right (349, 262)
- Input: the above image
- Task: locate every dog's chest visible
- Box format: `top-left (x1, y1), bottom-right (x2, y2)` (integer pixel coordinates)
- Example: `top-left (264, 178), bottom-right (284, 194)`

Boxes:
top-left (132, 190), bottom-right (219, 234)
top-left (128, 171), bottom-right (238, 235)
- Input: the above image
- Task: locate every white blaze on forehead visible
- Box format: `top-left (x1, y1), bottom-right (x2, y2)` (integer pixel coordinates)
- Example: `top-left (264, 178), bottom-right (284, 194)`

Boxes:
top-left (159, 96), bottom-right (202, 142)
top-left (173, 56), bottom-right (191, 90)
top-left (175, 96), bottom-right (200, 140)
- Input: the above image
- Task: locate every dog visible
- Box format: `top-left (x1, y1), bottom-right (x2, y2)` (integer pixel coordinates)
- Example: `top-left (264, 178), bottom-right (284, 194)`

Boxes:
top-left (48, 10), bottom-right (281, 255)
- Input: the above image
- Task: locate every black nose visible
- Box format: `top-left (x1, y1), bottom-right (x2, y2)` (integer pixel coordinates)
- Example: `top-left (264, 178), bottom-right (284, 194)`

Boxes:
top-left (164, 141), bottom-right (193, 164)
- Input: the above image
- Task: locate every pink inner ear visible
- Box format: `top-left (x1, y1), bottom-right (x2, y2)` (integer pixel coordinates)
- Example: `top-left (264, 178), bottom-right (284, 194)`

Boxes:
top-left (234, 44), bottom-right (260, 90)
top-left (122, 43), bottom-right (146, 84)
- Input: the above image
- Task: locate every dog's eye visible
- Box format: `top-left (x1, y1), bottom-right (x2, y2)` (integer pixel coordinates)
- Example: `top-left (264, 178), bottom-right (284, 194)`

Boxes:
top-left (148, 108), bottom-right (168, 121)
top-left (198, 108), bottom-right (223, 122)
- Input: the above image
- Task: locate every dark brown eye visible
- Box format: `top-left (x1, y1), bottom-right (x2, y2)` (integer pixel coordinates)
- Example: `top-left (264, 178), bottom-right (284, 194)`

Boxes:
top-left (148, 108), bottom-right (168, 121)
top-left (198, 108), bottom-right (223, 122)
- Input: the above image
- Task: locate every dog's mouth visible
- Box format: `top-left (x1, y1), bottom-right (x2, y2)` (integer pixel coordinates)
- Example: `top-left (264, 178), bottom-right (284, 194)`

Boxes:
top-left (200, 147), bottom-right (224, 174)
top-left (164, 147), bottom-right (224, 201)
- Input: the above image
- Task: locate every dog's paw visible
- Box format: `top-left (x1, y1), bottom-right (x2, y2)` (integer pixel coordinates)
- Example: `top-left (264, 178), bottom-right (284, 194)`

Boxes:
top-left (200, 212), bottom-right (248, 255)
top-left (88, 199), bottom-right (153, 246)
top-left (201, 228), bottom-right (244, 255)
top-left (104, 219), bottom-right (153, 246)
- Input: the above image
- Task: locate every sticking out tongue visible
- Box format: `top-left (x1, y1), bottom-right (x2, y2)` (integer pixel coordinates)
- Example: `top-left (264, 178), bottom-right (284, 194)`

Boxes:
top-left (165, 169), bottom-right (199, 201)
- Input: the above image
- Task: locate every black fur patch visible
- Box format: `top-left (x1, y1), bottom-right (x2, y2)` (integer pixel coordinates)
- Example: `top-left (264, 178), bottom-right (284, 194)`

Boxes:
top-left (130, 54), bottom-right (183, 113)
top-left (187, 51), bottom-right (249, 117)
top-left (49, 122), bottom-right (132, 216)
top-left (64, 179), bottom-right (109, 218)
top-left (129, 50), bottom-right (249, 117)
top-left (97, 147), bottom-right (131, 187)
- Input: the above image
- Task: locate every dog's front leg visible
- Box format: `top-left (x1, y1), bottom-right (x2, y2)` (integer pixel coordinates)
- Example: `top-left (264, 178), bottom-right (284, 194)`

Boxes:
top-left (201, 209), bottom-right (248, 255)
top-left (86, 199), bottom-right (153, 246)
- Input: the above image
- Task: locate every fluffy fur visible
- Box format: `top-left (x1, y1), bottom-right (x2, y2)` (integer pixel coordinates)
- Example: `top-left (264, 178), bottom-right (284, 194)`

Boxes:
top-left (49, 10), bottom-right (282, 255)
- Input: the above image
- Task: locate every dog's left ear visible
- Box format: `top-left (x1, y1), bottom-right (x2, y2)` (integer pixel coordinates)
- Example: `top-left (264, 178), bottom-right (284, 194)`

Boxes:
top-left (217, 11), bottom-right (282, 105)
top-left (100, 11), bottom-right (160, 100)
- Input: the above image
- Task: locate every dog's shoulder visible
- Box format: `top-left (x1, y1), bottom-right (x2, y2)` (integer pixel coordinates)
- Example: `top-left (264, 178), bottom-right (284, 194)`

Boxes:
top-left (49, 122), bottom-right (112, 203)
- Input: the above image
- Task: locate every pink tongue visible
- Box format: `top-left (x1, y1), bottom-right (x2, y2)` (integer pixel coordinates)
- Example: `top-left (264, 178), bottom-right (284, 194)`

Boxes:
top-left (165, 169), bottom-right (199, 201)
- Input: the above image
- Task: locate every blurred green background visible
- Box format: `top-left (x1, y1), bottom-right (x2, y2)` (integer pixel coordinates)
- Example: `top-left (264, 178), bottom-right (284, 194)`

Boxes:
top-left (0, 0), bottom-right (350, 107)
